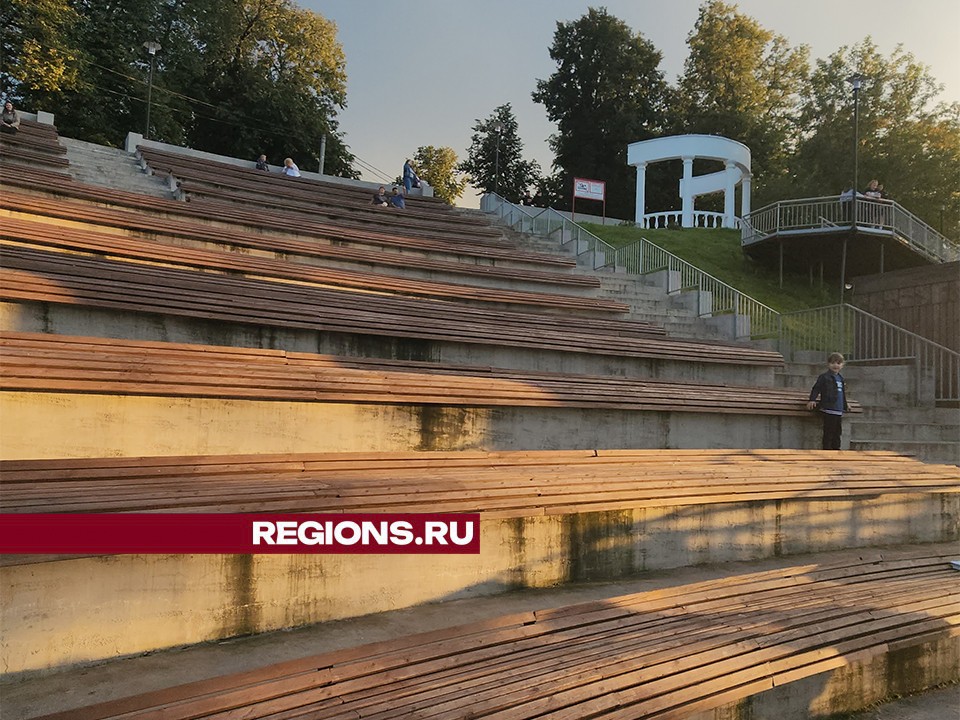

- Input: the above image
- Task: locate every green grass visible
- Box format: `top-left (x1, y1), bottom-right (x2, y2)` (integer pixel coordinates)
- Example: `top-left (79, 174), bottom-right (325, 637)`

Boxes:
top-left (580, 223), bottom-right (840, 313)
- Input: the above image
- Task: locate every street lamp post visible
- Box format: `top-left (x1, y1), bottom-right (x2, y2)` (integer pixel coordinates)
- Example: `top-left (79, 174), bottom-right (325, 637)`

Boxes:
top-left (493, 121), bottom-right (503, 196)
top-left (842, 73), bottom-right (865, 306)
top-left (144, 41), bottom-right (161, 139)
top-left (846, 73), bottom-right (864, 226)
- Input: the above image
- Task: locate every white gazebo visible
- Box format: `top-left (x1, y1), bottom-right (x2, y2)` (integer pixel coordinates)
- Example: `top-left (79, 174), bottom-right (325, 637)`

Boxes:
top-left (627, 134), bottom-right (751, 229)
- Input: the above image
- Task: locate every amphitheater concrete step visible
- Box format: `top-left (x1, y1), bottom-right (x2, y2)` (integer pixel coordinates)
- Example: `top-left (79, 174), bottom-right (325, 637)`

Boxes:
top-left (627, 313), bottom-right (735, 341)
top-left (848, 438), bottom-right (959, 465)
top-left (857, 405), bottom-right (960, 425)
top-left (849, 419), bottom-right (959, 443)
top-left (776, 367), bottom-right (886, 393)
top-left (60, 137), bottom-right (174, 198)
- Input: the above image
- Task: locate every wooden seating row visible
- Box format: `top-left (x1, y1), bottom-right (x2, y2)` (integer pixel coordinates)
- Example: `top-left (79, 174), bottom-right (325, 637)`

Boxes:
top-left (0, 128), bottom-right (68, 157)
top-left (1, 443), bottom-right (947, 518)
top-left (2, 248), bottom-right (780, 365)
top-left (0, 331), bottom-right (815, 422)
top-left (0, 118), bottom-right (64, 166)
top-left (136, 145), bottom-right (457, 218)
top-left (29, 545), bottom-right (960, 720)
top-left (0, 166), bottom-right (576, 270)
top-left (0, 192), bottom-right (589, 298)
top-left (0, 118), bottom-right (69, 170)
top-left (0, 215), bottom-right (626, 314)
top-left (138, 146), bottom-right (506, 244)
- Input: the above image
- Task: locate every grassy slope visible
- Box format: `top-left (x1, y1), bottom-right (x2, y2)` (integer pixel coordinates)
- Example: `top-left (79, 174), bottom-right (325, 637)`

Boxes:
top-left (581, 223), bottom-right (840, 313)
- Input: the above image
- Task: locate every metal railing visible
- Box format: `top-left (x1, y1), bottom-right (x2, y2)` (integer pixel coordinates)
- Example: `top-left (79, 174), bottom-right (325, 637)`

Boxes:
top-left (484, 194), bottom-right (958, 404)
top-left (483, 194), bottom-right (779, 339)
top-left (777, 304), bottom-right (960, 404)
top-left (743, 196), bottom-right (959, 264)
top-left (610, 239), bottom-right (780, 338)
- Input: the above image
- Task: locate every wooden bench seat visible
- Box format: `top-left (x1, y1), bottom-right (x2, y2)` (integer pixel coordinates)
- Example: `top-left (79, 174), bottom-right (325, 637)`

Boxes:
top-left (0, 331), bottom-right (815, 421)
top-left (0, 193), bottom-right (597, 282)
top-left (0, 119), bottom-right (69, 169)
top-left (137, 145), bottom-right (459, 215)
top-left (0, 141), bottom-right (71, 169)
top-left (1, 248), bottom-right (781, 365)
top-left (26, 546), bottom-right (960, 720)
top-left (0, 168), bottom-right (577, 270)
top-left (0, 216), bottom-right (627, 314)
top-left (138, 147), bottom-right (506, 243)
top-left (145, 151), bottom-right (488, 226)
top-left (1, 443), bottom-right (950, 518)
top-left (0, 130), bottom-right (68, 156)
top-left (180, 181), bottom-right (504, 245)
top-left (0, 118), bottom-right (64, 143)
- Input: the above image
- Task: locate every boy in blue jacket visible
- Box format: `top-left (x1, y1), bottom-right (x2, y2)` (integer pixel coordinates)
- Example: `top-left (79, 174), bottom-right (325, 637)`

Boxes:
top-left (806, 352), bottom-right (849, 450)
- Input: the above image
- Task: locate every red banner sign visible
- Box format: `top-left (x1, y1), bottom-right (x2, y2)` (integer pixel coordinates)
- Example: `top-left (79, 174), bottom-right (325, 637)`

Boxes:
top-left (0, 514), bottom-right (481, 554)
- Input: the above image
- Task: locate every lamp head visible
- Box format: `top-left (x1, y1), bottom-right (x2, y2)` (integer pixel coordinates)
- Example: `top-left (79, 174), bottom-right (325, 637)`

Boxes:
top-left (144, 41), bottom-right (161, 56)
top-left (846, 73), bottom-right (865, 91)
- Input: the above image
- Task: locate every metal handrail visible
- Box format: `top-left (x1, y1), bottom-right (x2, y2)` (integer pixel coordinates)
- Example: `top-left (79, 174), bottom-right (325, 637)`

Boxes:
top-left (777, 304), bottom-right (959, 403)
top-left (484, 194), bottom-right (957, 403)
top-left (483, 194), bottom-right (779, 339)
top-left (743, 196), bottom-right (959, 264)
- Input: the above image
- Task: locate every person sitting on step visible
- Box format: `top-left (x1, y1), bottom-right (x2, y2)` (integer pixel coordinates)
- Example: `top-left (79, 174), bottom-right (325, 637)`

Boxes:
top-left (282, 158), bottom-right (301, 177)
top-left (1, 101), bottom-right (21, 134)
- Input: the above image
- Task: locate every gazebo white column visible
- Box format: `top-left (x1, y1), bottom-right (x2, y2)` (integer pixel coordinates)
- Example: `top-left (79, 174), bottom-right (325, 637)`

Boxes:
top-left (724, 161), bottom-right (737, 228)
top-left (634, 162), bottom-right (647, 226)
top-left (681, 156), bottom-right (694, 227)
top-left (741, 174), bottom-right (752, 218)
top-left (627, 135), bottom-right (752, 231)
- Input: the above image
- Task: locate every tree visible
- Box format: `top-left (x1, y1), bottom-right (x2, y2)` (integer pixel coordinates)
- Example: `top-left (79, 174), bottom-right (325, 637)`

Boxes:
top-left (413, 145), bottom-right (467, 204)
top-left (674, 0), bottom-right (809, 206)
top-left (532, 7), bottom-right (669, 218)
top-left (175, 0), bottom-right (354, 175)
top-left (792, 39), bottom-right (960, 237)
top-left (0, 0), bottom-right (83, 102)
top-left (2, 0), bottom-right (357, 176)
top-left (459, 103), bottom-right (540, 201)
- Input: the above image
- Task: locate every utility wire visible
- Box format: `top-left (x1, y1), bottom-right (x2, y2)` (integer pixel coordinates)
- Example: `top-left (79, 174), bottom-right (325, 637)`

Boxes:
top-left (80, 57), bottom-right (390, 180)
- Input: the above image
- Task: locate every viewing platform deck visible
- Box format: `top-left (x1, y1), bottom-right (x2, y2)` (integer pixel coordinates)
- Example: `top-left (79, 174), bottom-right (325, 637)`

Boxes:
top-left (741, 196), bottom-right (958, 277)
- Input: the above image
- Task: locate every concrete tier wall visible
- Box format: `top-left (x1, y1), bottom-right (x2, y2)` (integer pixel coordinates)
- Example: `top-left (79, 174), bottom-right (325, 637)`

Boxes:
top-left (0, 301), bottom-right (778, 387)
top-left (0, 391), bottom-right (816, 459)
top-left (693, 633), bottom-right (960, 720)
top-left (3, 491), bottom-right (955, 675)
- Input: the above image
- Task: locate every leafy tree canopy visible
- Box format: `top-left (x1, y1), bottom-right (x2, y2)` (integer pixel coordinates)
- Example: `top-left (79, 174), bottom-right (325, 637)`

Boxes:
top-left (1, 0), bottom-right (83, 96)
top-left (413, 145), bottom-right (467, 205)
top-left (459, 103), bottom-right (541, 202)
top-left (532, 6), bottom-right (669, 218)
top-left (792, 38), bottom-right (960, 237)
top-left (675, 0), bottom-right (809, 205)
top-left (3, 0), bottom-right (357, 177)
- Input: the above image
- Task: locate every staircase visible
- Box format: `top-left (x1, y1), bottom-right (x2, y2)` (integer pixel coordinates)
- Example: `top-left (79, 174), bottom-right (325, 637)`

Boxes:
top-left (777, 358), bottom-right (960, 465)
top-left (480, 204), bottom-right (959, 466)
top-left (465, 208), bottom-right (738, 342)
top-left (61, 137), bottom-right (173, 197)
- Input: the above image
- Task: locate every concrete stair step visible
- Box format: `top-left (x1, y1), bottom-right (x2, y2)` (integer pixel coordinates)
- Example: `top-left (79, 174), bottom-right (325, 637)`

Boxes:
top-left (844, 390), bottom-right (915, 406)
top-left (774, 374), bottom-right (886, 394)
top-left (859, 406), bottom-right (959, 424)
top-left (847, 439), bottom-right (960, 465)
top-left (62, 138), bottom-right (173, 199)
top-left (849, 420), bottom-right (960, 443)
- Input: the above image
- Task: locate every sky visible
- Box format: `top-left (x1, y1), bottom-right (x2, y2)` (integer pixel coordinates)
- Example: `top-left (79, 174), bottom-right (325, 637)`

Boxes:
top-left (307, 0), bottom-right (960, 206)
